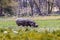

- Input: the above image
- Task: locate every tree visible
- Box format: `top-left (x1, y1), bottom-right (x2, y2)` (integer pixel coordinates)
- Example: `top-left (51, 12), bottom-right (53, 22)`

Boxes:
top-left (33, 0), bottom-right (41, 15)
top-left (56, 0), bottom-right (60, 11)
top-left (47, 0), bottom-right (54, 14)
top-left (29, 0), bottom-right (42, 16)
top-left (0, 0), bottom-right (17, 16)
top-left (29, 0), bottom-right (34, 16)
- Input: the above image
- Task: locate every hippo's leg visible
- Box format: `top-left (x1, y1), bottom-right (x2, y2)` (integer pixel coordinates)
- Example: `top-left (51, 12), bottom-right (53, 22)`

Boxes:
top-left (22, 25), bottom-right (25, 27)
top-left (16, 23), bottom-right (21, 26)
top-left (28, 25), bottom-right (31, 27)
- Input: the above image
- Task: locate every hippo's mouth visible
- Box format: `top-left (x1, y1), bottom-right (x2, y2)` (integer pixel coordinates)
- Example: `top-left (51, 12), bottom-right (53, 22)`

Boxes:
top-left (33, 24), bottom-right (38, 27)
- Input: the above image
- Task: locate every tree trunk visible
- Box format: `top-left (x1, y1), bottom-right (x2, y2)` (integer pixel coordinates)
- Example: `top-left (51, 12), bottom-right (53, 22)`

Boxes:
top-left (29, 0), bottom-right (34, 16)
top-left (59, 8), bottom-right (60, 11)
top-left (0, 6), bottom-right (3, 14)
top-left (33, 0), bottom-right (42, 15)
top-left (48, 1), bottom-right (51, 14)
top-left (47, 0), bottom-right (54, 15)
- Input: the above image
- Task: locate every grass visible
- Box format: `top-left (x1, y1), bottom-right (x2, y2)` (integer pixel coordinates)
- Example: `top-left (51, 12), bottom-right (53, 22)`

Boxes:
top-left (0, 20), bottom-right (16, 28)
top-left (35, 19), bottom-right (60, 27)
top-left (0, 27), bottom-right (60, 40)
top-left (0, 18), bottom-right (60, 28)
top-left (0, 17), bottom-right (60, 40)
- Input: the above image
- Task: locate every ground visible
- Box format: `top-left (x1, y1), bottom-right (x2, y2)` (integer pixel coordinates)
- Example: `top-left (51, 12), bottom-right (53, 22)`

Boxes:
top-left (0, 16), bottom-right (60, 40)
top-left (0, 16), bottom-right (60, 28)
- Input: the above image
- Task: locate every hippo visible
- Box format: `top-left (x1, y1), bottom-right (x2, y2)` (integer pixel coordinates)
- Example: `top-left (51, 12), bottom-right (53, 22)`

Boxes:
top-left (16, 18), bottom-right (38, 27)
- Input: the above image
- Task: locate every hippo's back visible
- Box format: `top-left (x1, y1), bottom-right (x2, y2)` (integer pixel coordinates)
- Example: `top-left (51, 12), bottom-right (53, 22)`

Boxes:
top-left (16, 18), bottom-right (33, 22)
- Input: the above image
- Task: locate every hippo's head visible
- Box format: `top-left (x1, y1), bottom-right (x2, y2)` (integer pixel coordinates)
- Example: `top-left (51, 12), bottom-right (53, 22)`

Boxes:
top-left (30, 22), bottom-right (38, 27)
top-left (34, 24), bottom-right (38, 27)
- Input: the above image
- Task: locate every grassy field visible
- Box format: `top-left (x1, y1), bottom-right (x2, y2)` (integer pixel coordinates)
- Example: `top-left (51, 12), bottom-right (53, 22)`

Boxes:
top-left (0, 17), bottom-right (60, 28)
top-left (0, 16), bottom-right (60, 40)
top-left (0, 16), bottom-right (60, 31)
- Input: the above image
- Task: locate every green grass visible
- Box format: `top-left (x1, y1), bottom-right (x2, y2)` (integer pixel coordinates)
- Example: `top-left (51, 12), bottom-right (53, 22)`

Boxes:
top-left (0, 20), bottom-right (16, 28)
top-left (0, 18), bottom-right (60, 40)
top-left (0, 27), bottom-right (60, 40)
top-left (0, 19), bottom-right (60, 28)
top-left (35, 19), bottom-right (60, 27)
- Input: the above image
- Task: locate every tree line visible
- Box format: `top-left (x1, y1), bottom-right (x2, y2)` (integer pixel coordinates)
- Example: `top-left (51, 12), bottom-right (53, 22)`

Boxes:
top-left (0, 0), bottom-right (60, 17)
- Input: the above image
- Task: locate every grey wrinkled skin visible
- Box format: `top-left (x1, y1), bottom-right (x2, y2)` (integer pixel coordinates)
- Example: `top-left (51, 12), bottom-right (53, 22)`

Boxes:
top-left (16, 18), bottom-right (38, 27)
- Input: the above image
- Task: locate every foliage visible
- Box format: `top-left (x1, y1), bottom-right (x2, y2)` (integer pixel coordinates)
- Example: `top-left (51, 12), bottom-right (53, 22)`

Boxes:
top-left (0, 0), bottom-right (16, 8)
top-left (4, 6), bottom-right (14, 16)
top-left (0, 0), bottom-right (17, 16)
top-left (0, 27), bottom-right (60, 40)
